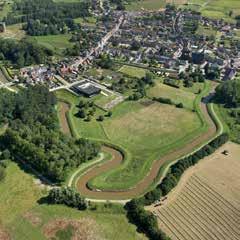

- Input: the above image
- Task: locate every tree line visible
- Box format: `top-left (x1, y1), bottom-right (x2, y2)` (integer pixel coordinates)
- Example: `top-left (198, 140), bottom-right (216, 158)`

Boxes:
top-left (125, 133), bottom-right (229, 240)
top-left (0, 86), bottom-right (101, 182)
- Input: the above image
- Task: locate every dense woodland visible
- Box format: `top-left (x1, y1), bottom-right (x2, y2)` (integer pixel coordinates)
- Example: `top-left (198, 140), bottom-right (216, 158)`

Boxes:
top-left (4, 0), bottom-right (90, 35)
top-left (0, 38), bottom-right (52, 67)
top-left (215, 78), bottom-right (240, 107)
top-left (0, 86), bottom-right (100, 182)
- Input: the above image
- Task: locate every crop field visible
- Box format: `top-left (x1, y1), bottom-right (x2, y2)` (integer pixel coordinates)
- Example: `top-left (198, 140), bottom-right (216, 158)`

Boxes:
top-left (0, 161), bottom-right (146, 240)
top-left (56, 88), bottom-right (207, 191)
top-left (149, 142), bottom-right (240, 240)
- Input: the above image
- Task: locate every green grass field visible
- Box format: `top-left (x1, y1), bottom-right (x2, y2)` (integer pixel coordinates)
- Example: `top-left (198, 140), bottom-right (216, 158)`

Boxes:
top-left (0, 162), bottom-right (146, 240)
top-left (31, 34), bottom-right (73, 55)
top-left (118, 65), bottom-right (147, 78)
top-left (185, 0), bottom-right (240, 22)
top-left (56, 82), bottom-right (209, 191)
top-left (126, 0), bottom-right (166, 11)
top-left (147, 80), bottom-right (200, 110)
top-left (214, 104), bottom-right (240, 143)
top-left (0, 0), bottom-right (13, 20)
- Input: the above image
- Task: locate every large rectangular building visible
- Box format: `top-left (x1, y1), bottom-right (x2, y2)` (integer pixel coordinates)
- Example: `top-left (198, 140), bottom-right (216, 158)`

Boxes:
top-left (71, 82), bottom-right (101, 97)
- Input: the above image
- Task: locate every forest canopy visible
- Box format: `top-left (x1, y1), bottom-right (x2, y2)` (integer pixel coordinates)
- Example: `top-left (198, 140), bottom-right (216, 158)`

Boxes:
top-left (0, 38), bottom-right (52, 67)
top-left (215, 78), bottom-right (240, 107)
top-left (0, 86), bottom-right (101, 182)
top-left (4, 0), bottom-right (90, 35)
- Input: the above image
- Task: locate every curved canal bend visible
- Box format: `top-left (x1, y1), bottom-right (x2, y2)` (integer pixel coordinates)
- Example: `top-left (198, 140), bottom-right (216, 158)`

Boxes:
top-left (59, 90), bottom-right (218, 200)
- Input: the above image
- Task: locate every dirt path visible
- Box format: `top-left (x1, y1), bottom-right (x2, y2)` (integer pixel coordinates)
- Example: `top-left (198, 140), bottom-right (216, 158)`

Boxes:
top-left (58, 88), bottom-right (219, 200)
top-left (59, 102), bottom-right (71, 136)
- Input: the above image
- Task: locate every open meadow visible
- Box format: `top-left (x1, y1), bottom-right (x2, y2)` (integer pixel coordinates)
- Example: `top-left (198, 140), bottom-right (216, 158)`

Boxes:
top-left (0, 161), bottom-right (147, 240)
top-left (148, 141), bottom-right (240, 240)
top-left (56, 81), bottom-right (210, 192)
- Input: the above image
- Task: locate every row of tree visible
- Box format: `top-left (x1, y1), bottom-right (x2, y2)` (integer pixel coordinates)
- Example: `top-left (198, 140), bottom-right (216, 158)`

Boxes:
top-left (125, 133), bottom-right (229, 239)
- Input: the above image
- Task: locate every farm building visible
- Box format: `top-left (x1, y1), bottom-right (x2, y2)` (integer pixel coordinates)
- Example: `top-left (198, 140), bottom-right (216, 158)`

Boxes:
top-left (72, 82), bottom-right (101, 97)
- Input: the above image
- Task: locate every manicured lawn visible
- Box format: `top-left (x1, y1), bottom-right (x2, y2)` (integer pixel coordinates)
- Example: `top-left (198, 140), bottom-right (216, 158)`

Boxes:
top-left (56, 86), bottom-right (208, 190)
top-left (0, 161), bottom-right (146, 240)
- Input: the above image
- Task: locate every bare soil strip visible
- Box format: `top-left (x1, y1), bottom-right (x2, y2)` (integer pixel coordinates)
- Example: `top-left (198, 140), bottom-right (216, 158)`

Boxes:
top-left (59, 102), bottom-right (71, 136)
top-left (59, 94), bottom-right (218, 199)
top-left (0, 225), bottom-right (11, 240)
top-left (148, 142), bottom-right (240, 240)
top-left (43, 218), bottom-right (102, 240)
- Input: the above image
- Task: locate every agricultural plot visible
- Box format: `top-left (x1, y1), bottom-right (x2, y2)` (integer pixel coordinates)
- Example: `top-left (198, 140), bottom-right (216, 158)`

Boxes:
top-left (149, 142), bottom-right (240, 240)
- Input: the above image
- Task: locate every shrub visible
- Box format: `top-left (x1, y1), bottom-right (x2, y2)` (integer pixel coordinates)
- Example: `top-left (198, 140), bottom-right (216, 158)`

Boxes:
top-left (176, 103), bottom-right (184, 108)
top-left (48, 187), bottom-right (87, 210)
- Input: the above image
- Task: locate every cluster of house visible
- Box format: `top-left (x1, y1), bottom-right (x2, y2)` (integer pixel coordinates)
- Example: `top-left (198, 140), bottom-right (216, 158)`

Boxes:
top-left (103, 7), bottom-right (240, 81)
top-left (19, 7), bottom-right (240, 95)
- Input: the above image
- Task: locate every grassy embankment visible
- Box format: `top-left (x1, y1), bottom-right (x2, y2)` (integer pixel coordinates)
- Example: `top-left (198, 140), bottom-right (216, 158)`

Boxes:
top-left (56, 77), bottom-right (211, 192)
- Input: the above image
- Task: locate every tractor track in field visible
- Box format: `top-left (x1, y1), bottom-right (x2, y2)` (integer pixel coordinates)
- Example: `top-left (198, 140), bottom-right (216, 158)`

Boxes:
top-left (58, 86), bottom-right (221, 201)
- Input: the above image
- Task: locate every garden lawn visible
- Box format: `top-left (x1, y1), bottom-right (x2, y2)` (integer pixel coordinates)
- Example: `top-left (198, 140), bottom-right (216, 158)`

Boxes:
top-left (56, 89), bottom-right (206, 190)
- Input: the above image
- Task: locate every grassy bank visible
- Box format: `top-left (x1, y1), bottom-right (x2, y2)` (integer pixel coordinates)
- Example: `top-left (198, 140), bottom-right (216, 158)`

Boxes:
top-left (56, 80), bottom-right (211, 192)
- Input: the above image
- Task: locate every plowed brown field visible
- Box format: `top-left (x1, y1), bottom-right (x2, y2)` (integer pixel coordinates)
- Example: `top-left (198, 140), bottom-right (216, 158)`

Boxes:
top-left (148, 142), bottom-right (240, 240)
